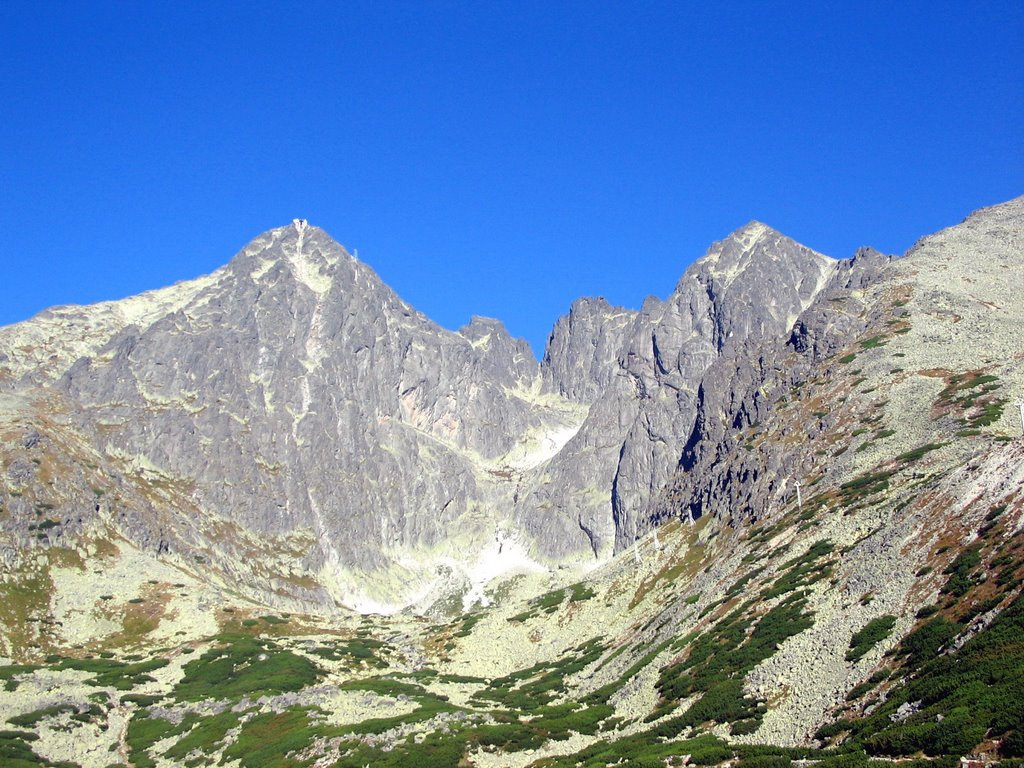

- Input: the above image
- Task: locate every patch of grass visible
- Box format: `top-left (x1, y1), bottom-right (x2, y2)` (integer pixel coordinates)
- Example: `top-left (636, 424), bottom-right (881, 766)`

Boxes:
top-left (839, 470), bottom-right (894, 504)
top-left (0, 568), bottom-right (53, 657)
top-left (172, 635), bottom-right (321, 701)
top-left (935, 371), bottom-right (1005, 429)
top-left (568, 582), bottom-right (596, 602)
top-left (508, 584), bottom-right (581, 622)
top-left (0, 664), bottom-right (38, 692)
top-left (220, 708), bottom-right (322, 768)
top-left (453, 613), bottom-right (483, 638)
top-left (0, 728), bottom-right (75, 768)
top-left (55, 656), bottom-right (169, 690)
top-left (826, 591), bottom-right (1024, 759)
top-left (311, 636), bottom-right (389, 667)
top-left (846, 615), bottom-right (897, 661)
top-left (126, 709), bottom-right (176, 768)
top-left (896, 442), bottom-right (946, 464)
top-left (333, 679), bottom-right (459, 735)
top-left (726, 568), bottom-right (765, 598)
top-left (845, 670), bottom-right (890, 702)
top-left (651, 591), bottom-right (814, 731)
top-left (472, 638), bottom-right (605, 712)
top-left (895, 616), bottom-right (962, 668)
top-left (940, 543), bottom-right (983, 598)
top-left (6, 704), bottom-right (79, 728)
top-left (163, 709), bottom-right (242, 761)
top-left (761, 540), bottom-right (834, 600)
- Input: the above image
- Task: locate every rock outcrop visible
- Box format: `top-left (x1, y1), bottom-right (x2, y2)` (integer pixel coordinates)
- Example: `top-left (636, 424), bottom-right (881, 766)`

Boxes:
top-left (526, 222), bottom-right (838, 555)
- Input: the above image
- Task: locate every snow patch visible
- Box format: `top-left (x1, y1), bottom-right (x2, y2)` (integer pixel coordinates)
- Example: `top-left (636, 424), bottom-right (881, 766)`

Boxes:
top-left (494, 422), bottom-right (584, 472)
top-left (459, 530), bottom-right (547, 611)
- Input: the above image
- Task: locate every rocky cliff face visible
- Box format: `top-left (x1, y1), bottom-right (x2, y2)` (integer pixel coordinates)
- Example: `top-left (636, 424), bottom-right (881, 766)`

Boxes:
top-left (541, 297), bottom-right (637, 403)
top-left (523, 223), bottom-right (838, 558)
top-left (2, 202), bottom-right (1019, 616)
top-left (36, 222), bottom-right (598, 610)
top-left (662, 197), bottom-right (1024, 533)
top-left (0, 217), bottom-right (847, 610)
top-left (0, 222), bottom-right (560, 609)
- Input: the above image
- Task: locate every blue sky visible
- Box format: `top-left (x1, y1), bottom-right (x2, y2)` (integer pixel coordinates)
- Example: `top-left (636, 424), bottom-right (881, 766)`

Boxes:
top-left (2, 2), bottom-right (1021, 356)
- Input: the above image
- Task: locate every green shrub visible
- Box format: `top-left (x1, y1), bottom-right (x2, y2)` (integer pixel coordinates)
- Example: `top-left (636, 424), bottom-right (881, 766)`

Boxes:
top-left (847, 615), bottom-right (897, 661)
top-left (739, 755), bottom-right (792, 768)
top-left (56, 657), bottom-right (168, 691)
top-left (897, 616), bottom-right (961, 666)
top-left (173, 635), bottom-right (320, 701)
top-left (941, 544), bottom-right (982, 597)
top-left (126, 710), bottom-right (175, 768)
top-left (896, 443), bottom-right (946, 463)
top-left (163, 709), bottom-right (242, 760)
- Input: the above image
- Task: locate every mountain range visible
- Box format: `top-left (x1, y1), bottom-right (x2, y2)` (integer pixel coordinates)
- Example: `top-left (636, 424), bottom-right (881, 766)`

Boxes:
top-left (0, 196), bottom-right (1021, 767)
top-left (1, 214), bottom-right (840, 613)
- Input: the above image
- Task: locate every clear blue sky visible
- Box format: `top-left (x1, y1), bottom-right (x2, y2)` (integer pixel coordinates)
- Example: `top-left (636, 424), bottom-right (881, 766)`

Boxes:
top-left (2, 1), bottom-right (1021, 356)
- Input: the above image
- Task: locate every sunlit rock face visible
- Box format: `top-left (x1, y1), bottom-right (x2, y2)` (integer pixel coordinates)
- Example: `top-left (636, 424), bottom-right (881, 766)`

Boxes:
top-left (0, 215), bottom-right (856, 611)
top-left (529, 223), bottom-right (838, 557)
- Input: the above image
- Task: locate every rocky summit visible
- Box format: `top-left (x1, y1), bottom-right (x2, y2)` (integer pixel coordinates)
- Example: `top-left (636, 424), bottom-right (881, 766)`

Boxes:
top-left (0, 198), bottom-right (1022, 767)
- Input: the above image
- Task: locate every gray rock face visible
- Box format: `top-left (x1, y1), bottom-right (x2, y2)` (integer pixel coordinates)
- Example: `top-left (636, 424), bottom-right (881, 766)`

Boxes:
top-left (655, 194), bottom-right (1024, 532)
top-left (48, 222), bottom-right (581, 608)
top-left (789, 247), bottom-right (892, 360)
top-left (458, 316), bottom-right (539, 388)
top-left (526, 223), bottom-right (838, 555)
top-left (662, 246), bottom-right (898, 528)
top-left (0, 216), bottom-right (859, 610)
top-left (542, 297), bottom-right (637, 403)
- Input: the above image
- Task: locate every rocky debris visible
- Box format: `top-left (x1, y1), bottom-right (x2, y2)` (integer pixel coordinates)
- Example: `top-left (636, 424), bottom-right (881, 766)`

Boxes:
top-left (6, 457), bottom-right (35, 488)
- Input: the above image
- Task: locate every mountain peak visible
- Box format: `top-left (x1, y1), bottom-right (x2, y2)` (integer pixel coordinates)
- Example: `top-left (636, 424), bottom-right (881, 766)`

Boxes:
top-left (718, 220), bottom-right (803, 253)
top-left (224, 220), bottom-right (364, 301)
top-left (696, 220), bottom-right (833, 286)
top-left (731, 219), bottom-right (775, 239)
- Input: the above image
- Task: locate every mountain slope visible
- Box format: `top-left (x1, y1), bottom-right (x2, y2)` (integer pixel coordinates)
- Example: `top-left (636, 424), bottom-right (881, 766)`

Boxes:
top-left (0, 197), bottom-right (1022, 768)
